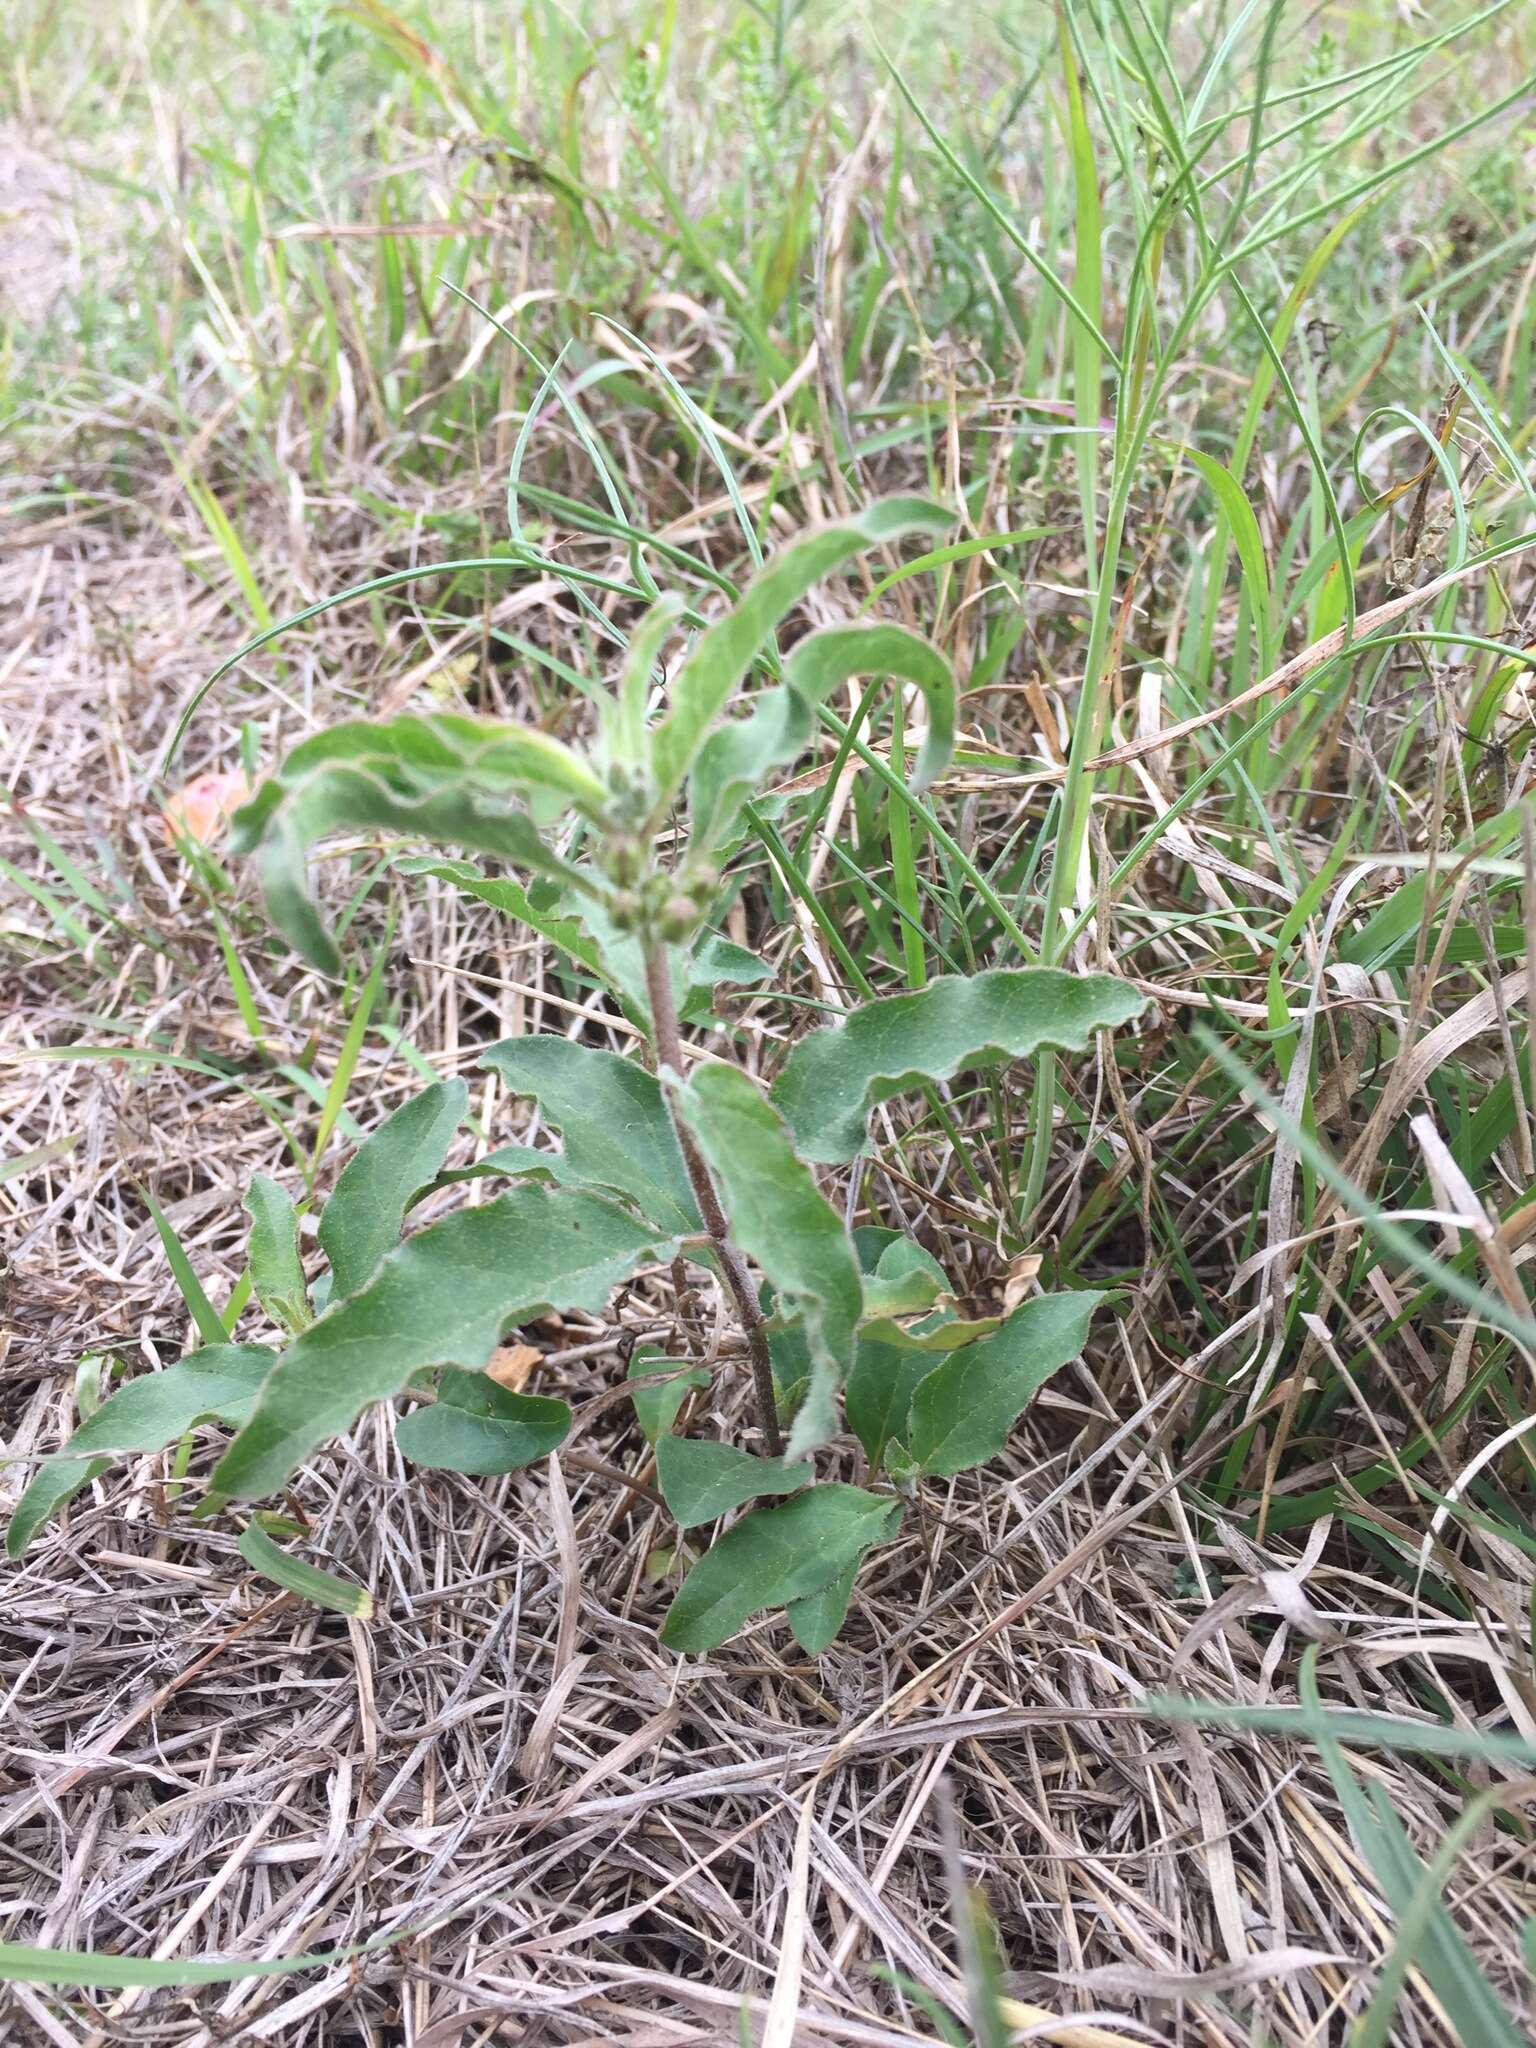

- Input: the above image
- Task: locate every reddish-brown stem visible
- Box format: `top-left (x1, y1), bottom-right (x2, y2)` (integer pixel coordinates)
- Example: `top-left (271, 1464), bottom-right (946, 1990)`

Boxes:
top-left (643, 939), bottom-right (784, 1456)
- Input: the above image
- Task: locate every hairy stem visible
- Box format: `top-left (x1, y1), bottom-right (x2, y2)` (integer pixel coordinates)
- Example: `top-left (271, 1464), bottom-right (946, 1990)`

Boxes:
top-left (643, 939), bottom-right (784, 1456)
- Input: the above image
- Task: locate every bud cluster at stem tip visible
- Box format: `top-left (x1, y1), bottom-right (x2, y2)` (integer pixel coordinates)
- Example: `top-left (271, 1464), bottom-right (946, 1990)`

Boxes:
top-left (604, 840), bottom-right (718, 940)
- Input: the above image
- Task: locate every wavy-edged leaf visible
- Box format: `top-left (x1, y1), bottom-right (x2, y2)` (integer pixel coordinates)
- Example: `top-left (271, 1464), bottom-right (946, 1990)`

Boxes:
top-left (233, 714), bottom-right (607, 974)
top-left (676, 1064), bottom-right (862, 1460)
top-left (649, 496), bottom-right (952, 803)
top-left (627, 1345), bottom-right (709, 1445)
top-left (783, 620), bottom-right (955, 791)
top-left (906, 1292), bottom-right (1103, 1478)
top-left (481, 1037), bottom-right (700, 1234)
top-left (655, 1435), bottom-right (812, 1528)
top-left (659, 1484), bottom-right (901, 1652)
top-left (319, 1078), bottom-right (468, 1299)
top-left (245, 1174), bottom-right (310, 1334)
top-left (858, 1234), bottom-right (948, 1320)
top-left (786, 1556), bottom-right (860, 1653)
top-left (396, 1367), bottom-right (570, 1475)
top-left (212, 1188), bottom-right (675, 1500)
top-left (773, 969), bottom-right (1146, 1163)
top-left (238, 1521), bottom-right (374, 1617)
top-left (6, 1345), bottom-right (275, 1555)
top-left (397, 853), bottom-right (638, 1007)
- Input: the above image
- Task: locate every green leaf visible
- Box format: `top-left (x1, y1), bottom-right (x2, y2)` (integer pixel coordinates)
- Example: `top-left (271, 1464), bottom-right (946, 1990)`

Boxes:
top-left (782, 620), bottom-right (955, 791)
top-left (212, 1187), bottom-right (676, 1500)
top-left (675, 1064), bottom-right (862, 1460)
top-left (845, 1338), bottom-right (936, 1472)
top-left (397, 856), bottom-right (641, 1016)
top-left (319, 1079), bottom-right (468, 1299)
top-left (906, 1292), bottom-right (1102, 1478)
top-left (245, 1174), bottom-right (310, 1334)
top-left (773, 968), bottom-right (1146, 1164)
top-left (659, 1485), bottom-right (902, 1652)
top-left (688, 931), bottom-right (773, 991)
top-left (690, 686), bottom-right (810, 851)
top-left (143, 1185), bottom-right (229, 1345)
top-left (6, 1345), bottom-right (274, 1555)
top-left (858, 1235), bottom-right (948, 1320)
top-left (786, 1556), bottom-right (860, 1653)
top-left (627, 1345), bottom-right (709, 1445)
top-left (655, 1434), bottom-right (813, 1528)
top-left (233, 715), bottom-right (607, 975)
top-left (238, 1521), bottom-right (374, 1617)
top-left (480, 1037), bottom-right (700, 1235)
top-left (396, 1367), bottom-right (571, 1475)
top-left (649, 496), bottom-right (953, 803)
top-left (0, 1925), bottom-right (405, 1990)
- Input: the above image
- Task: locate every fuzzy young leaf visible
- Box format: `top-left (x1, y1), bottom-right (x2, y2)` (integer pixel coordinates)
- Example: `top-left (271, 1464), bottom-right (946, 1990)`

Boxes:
top-left (396, 1367), bottom-right (571, 1475)
top-left (858, 1235), bottom-right (949, 1321)
top-left (398, 856), bottom-right (643, 1018)
top-left (659, 1484), bottom-right (901, 1652)
top-left (7, 1345), bottom-right (275, 1555)
top-left (689, 686), bottom-right (810, 850)
top-left (906, 1292), bottom-right (1103, 1477)
top-left (786, 1556), bottom-right (860, 1654)
top-left (212, 1187), bottom-right (675, 1500)
top-left (781, 620), bottom-right (955, 791)
top-left (649, 497), bottom-right (952, 803)
top-left (675, 1064), bottom-right (862, 1460)
top-left (655, 1435), bottom-right (813, 1528)
top-left (319, 1079), bottom-right (468, 1299)
top-left (481, 1037), bottom-right (700, 1234)
top-left (627, 1345), bottom-right (709, 1445)
top-left (233, 714), bottom-right (607, 975)
top-left (238, 1521), bottom-right (374, 1617)
top-left (773, 969), bottom-right (1146, 1164)
top-left (244, 1175), bottom-right (310, 1334)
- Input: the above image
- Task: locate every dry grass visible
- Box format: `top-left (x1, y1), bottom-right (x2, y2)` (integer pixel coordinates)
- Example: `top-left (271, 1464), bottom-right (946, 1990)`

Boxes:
top-left (6, 5), bottom-right (1536, 2042)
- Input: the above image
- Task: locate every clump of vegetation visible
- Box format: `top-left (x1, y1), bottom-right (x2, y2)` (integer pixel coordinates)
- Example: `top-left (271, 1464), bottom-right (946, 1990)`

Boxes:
top-left (8, 0), bottom-right (1536, 2038)
top-left (8, 493), bottom-right (1143, 1650)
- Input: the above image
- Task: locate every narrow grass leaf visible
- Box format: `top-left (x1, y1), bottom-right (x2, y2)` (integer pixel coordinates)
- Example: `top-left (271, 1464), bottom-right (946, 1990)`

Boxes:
top-left (142, 1185), bottom-right (231, 1346)
top-left (238, 1521), bottom-right (373, 1617)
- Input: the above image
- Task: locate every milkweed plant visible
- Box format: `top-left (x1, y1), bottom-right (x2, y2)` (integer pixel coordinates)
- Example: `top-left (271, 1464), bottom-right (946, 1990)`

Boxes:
top-left (9, 498), bottom-right (1143, 1651)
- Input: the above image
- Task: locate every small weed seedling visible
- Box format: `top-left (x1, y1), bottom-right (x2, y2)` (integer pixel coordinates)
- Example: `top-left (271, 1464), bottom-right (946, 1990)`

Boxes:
top-left (9, 498), bottom-right (1142, 1650)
